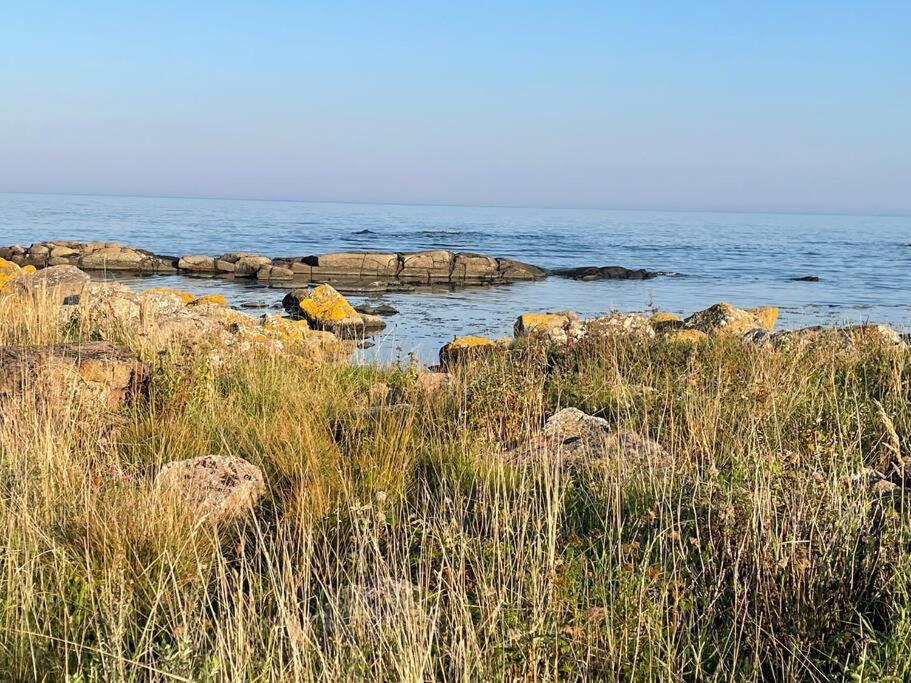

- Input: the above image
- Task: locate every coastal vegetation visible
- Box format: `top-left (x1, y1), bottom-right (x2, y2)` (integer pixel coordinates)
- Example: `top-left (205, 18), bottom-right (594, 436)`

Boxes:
top-left (2, 259), bottom-right (911, 680)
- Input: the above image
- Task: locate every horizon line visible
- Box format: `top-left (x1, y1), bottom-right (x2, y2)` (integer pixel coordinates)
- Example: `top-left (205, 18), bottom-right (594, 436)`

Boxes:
top-left (1, 189), bottom-right (909, 220)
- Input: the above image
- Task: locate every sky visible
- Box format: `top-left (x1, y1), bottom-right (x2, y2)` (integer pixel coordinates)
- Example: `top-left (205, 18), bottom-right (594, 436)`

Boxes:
top-left (1, 2), bottom-right (909, 214)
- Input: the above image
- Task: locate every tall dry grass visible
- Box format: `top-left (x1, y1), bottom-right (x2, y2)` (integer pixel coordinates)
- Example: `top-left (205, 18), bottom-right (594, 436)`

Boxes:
top-left (2, 293), bottom-right (911, 680)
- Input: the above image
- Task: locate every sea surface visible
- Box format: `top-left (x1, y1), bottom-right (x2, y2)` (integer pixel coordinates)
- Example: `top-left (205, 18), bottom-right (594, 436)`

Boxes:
top-left (2, 192), bottom-right (909, 363)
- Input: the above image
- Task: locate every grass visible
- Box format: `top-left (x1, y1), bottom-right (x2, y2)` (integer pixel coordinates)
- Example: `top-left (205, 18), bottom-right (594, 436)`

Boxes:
top-left (3, 293), bottom-right (911, 680)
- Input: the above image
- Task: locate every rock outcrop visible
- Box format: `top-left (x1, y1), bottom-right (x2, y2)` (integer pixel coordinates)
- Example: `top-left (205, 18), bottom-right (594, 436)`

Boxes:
top-left (439, 336), bottom-right (501, 368)
top-left (155, 455), bottom-right (265, 524)
top-left (2, 241), bottom-right (664, 292)
top-left (282, 284), bottom-right (378, 337)
top-left (0, 341), bottom-right (148, 409)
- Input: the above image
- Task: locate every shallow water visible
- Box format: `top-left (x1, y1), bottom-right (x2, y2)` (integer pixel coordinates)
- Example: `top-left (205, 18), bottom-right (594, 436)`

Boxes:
top-left (2, 192), bottom-right (909, 362)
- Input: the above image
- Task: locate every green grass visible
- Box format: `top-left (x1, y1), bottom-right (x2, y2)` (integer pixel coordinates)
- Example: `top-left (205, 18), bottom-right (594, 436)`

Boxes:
top-left (3, 295), bottom-right (911, 680)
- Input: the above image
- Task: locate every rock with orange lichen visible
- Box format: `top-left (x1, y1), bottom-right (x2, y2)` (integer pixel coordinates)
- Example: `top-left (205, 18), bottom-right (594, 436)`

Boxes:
top-left (684, 302), bottom-right (778, 337)
top-left (190, 293), bottom-right (228, 306)
top-left (439, 335), bottom-right (501, 367)
top-left (282, 284), bottom-right (365, 337)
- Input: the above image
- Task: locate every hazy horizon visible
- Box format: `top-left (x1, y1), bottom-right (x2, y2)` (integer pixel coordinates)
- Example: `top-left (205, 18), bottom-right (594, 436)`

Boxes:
top-left (3, 2), bottom-right (909, 215)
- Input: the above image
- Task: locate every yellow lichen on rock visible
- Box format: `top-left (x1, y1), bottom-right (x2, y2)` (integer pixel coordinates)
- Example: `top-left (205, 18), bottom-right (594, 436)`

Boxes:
top-left (447, 335), bottom-right (495, 350)
top-left (20, 265), bottom-right (37, 274)
top-left (0, 258), bottom-right (22, 292)
top-left (296, 284), bottom-right (358, 323)
top-left (650, 312), bottom-right (681, 324)
top-left (144, 287), bottom-right (196, 305)
top-left (190, 294), bottom-right (228, 306)
top-left (667, 329), bottom-right (707, 344)
top-left (746, 306), bottom-right (779, 331)
top-left (514, 312), bottom-right (574, 336)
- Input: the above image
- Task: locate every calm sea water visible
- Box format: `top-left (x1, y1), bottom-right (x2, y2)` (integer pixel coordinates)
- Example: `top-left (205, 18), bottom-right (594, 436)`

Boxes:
top-left (2, 192), bottom-right (909, 362)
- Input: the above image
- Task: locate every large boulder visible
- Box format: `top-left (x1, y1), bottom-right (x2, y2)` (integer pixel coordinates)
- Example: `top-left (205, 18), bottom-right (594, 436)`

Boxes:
top-left (77, 244), bottom-right (176, 272)
top-left (0, 341), bottom-right (147, 409)
top-left (155, 455), bottom-right (265, 524)
top-left (684, 303), bottom-right (778, 337)
top-left (452, 253), bottom-right (499, 281)
top-left (1, 265), bottom-right (90, 304)
top-left (772, 324), bottom-right (904, 352)
top-left (177, 255), bottom-right (218, 272)
top-left (234, 255), bottom-right (272, 277)
top-left (399, 250), bottom-right (454, 282)
top-left (282, 284), bottom-right (365, 336)
top-left (300, 252), bottom-right (400, 279)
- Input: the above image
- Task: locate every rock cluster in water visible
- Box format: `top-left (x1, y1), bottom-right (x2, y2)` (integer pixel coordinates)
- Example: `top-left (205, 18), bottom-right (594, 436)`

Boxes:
top-left (0, 240), bottom-right (662, 292)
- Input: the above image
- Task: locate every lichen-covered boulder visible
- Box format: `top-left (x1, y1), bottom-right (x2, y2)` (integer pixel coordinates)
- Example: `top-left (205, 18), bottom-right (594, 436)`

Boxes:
top-left (514, 312), bottom-right (577, 337)
top-left (190, 293), bottom-right (228, 306)
top-left (584, 312), bottom-right (655, 339)
top-left (439, 335), bottom-right (499, 367)
top-left (0, 341), bottom-right (148, 409)
top-left (1, 265), bottom-right (90, 304)
top-left (684, 303), bottom-right (778, 337)
top-left (649, 312), bottom-right (683, 332)
top-left (177, 255), bottom-right (218, 272)
top-left (772, 324), bottom-right (904, 352)
top-left (155, 455), bottom-right (265, 524)
top-left (282, 284), bottom-right (364, 336)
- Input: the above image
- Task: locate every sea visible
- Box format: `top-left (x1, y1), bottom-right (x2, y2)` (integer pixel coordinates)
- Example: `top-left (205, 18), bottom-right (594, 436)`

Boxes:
top-left (1, 192), bottom-right (909, 363)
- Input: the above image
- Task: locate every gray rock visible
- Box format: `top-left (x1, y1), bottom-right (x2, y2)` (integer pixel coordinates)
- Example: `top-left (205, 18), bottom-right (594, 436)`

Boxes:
top-left (155, 455), bottom-right (265, 524)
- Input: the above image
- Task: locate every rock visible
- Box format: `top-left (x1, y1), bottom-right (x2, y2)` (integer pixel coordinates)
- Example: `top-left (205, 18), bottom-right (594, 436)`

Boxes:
top-left (190, 293), bottom-right (228, 306)
top-left (514, 312), bottom-right (577, 337)
top-left (155, 455), bottom-right (265, 524)
top-left (360, 313), bottom-right (387, 332)
top-left (505, 407), bottom-right (666, 470)
top-left (178, 255), bottom-right (218, 272)
top-left (496, 258), bottom-right (548, 281)
top-left (452, 252), bottom-right (499, 281)
top-left (143, 287), bottom-right (196, 305)
top-left (1, 265), bottom-right (90, 304)
top-left (0, 341), bottom-right (148, 409)
top-left (584, 312), bottom-right (655, 338)
top-left (684, 303), bottom-right (778, 337)
top-left (282, 284), bottom-right (365, 337)
top-left (551, 265), bottom-right (657, 281)
top-left (355, 303), bottom-right (399, 316)
top-left (399, 250), bottom-right (454, 282)
top-left (791, 275), bottom-right (820, 282)
top-left (300, 252), bottom-right (399, 279)
top-left (666, 329), bottom-right (707, 344)
top-left (234, 255), bottom-right (272, 277)
top-left (772, 324), bottom-right (904, 351)
top-left (255, 264), bottom-right (294, 281)
top-left (649, 312), bottom-right (683, 332)
top-left (215, 259), bottom-right (236, 273)
top-left (439, 335), bottom-right (499, 367)
top-left (415, 370), bottom-right (452, 393)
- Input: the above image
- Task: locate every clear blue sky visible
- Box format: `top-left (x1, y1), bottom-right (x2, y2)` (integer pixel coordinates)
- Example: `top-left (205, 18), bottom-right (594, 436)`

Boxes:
top-left (2, 1), bottom-right (909, 213)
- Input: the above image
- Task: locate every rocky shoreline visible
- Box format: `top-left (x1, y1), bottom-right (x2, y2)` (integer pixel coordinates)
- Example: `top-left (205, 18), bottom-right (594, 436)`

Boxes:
top-left (0, 240), bottom-right (661, 292)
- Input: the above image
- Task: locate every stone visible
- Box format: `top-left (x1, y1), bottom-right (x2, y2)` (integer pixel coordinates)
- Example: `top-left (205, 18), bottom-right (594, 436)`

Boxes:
top-left (215, 259), bottom-right (236, 273)
top-left (303, 252), bottom-right (399, 279)
top-left (1, 265), bottom-right (90, 304)
top-left (415, 370), bottom-right (452, 393)
top-left (514, 312), bottom-right (577, 337)
top-left (452, 252), bottom-right (499, 280)
top-left (282, 284), bottom-right (365, 336)
top-left (666, 329), bottom-right (708, 344)
top-left (355, 303), bottom-right (399, 316)
top-left (234, 255), bottom-right (272, 277)
top-left (496, 258), bottom-right (547, 281)
top-left (772, 324), bottom-right (904, 351)
top-left (792, 275), bottom-right (820, 282)
top-left (399, 250), bottom-right (454, 282)
top-left (255, 264), bottom-right (294, 281)
top-left (439, 335), bottom-right (499, 367)
top-left (360, 313), bottom-right (387, 331)
top-left (190, 293), bottom-right (228, 306)
top-left (0, 341), bottom-right (148, 409)
top-left (178, 255), bottom-right (218, 272)
top-left (684, 303), bottom-right (778, 337)
top-left (584, 312), bottom-right (655, 339)
top-left (649, 312), bottom-right (683, 332)
top-left (551, 265), bottom-right (657, 281)
top-left (155, 455), bottom-right (265, 524)
top-left (505, 407), bottom-right (666, 471)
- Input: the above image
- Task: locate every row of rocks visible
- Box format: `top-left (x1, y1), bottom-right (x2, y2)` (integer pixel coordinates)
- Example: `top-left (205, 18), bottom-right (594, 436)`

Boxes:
top-left (438, 301), bottom-right (908, 367)
top-left (0, 241), bottom-right (661, 292)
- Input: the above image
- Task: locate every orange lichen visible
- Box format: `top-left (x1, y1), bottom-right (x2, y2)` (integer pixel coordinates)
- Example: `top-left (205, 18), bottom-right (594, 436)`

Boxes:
top-left (144, 287), bottom-right (196, 305)
top-left (190, 294), bottom-right (228, 306)
top-left (746, 306), bottom-right (779, 331)
top-left (447, 335), bottom-right (495, 349)
top-left (295, 284), bottom-right (358, 323)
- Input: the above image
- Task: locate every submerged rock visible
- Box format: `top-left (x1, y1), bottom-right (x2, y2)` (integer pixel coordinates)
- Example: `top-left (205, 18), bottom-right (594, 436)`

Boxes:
top-left (551, 265), bottom-right (657, 281)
